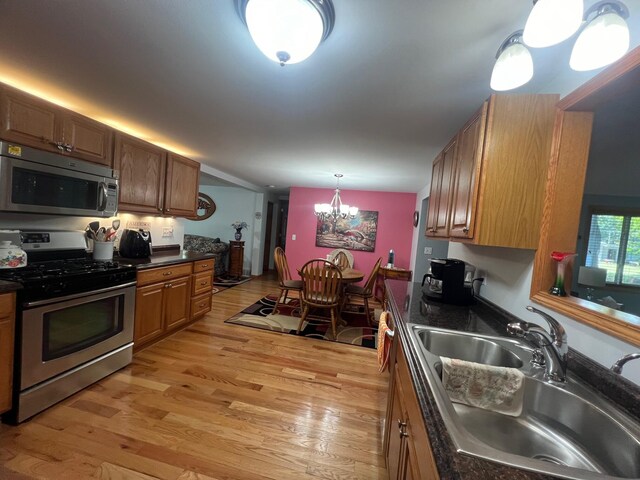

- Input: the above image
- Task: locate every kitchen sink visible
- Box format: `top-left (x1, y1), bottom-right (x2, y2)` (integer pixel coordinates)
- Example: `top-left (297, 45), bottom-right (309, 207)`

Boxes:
top-left (415, 328), bottom-right (524, 368)
top-left (406, 324), bottom-right (640, 480)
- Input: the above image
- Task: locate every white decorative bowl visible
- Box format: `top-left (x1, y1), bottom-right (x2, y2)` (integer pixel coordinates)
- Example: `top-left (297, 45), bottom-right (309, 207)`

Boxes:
top-left (0, 240), bottom-right (27, 269)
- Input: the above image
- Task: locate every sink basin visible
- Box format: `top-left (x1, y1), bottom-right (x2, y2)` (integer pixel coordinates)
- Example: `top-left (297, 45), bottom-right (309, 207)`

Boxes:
top-left (416, 328), bottom-right (524, 368)
top-left (406, 324), bottom-right (640, 480)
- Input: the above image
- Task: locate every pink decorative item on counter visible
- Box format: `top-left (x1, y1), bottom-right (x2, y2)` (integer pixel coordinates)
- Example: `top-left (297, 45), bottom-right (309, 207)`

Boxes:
top-left (549, 251), bottom-right (577, 296)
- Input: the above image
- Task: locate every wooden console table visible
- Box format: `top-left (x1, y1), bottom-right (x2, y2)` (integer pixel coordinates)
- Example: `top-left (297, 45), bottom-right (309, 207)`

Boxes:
top-left (228, 241), bottom-right (244, 279)
top-left (375, 266), bottom-right (412, 303)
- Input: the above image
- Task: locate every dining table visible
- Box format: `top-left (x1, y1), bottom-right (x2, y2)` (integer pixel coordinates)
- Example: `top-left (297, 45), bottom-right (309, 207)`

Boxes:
top-left (338, 267), bottom-right (365, 284)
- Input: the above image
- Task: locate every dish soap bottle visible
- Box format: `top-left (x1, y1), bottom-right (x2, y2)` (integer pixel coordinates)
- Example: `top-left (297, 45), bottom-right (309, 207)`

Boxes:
top-left (387, 249), bottom-right (395, 267)
top-left (0, 240), bottom-right (27, 268)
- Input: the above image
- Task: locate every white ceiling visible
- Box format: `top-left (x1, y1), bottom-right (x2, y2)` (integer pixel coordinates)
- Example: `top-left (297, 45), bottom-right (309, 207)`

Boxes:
top-left (1, 1), bottom-right (639, 194)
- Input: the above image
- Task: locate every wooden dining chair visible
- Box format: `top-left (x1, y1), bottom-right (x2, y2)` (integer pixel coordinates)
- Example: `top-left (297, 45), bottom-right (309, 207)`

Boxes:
top-left (343, 257), bottom-right (382, 326)
top-left (333, 251), bottom-right (351, 270)
top-left (330, 248), bottom-right (354, 268)
top-left (273, 247), bottom-right (303, 314)
top-left (297, 259), bottom-right (343, 339)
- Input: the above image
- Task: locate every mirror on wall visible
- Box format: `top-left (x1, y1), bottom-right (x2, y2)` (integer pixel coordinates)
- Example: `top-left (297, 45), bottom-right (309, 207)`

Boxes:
top-left (531, 46), bottom-right (640, 346)
top-left (570, 87), bottom-right (640, 318)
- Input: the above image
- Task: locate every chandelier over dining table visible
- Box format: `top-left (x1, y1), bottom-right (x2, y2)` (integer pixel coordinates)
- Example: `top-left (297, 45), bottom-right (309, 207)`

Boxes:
top-left (314, 174), bottom-right (358, 222)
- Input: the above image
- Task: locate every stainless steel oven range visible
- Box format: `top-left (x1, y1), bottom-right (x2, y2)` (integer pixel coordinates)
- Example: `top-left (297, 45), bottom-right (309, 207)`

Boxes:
top-left (0, 230), bottom-right (136, 423)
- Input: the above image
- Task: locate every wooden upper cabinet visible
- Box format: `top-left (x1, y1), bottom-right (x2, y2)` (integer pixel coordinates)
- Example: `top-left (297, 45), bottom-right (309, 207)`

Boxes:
top-left (426, 138), bottom-right (456, 238)
top-left (60, 112), bottom-right (113, 166)
top-left (472, 94), bottom-right (558, 249)
top-left (425, 152), bottom-right (442, 236)
top-left (449, 102), bottom-right (488, 239)
top-left (164, 153), bottom-right (199, 217)
top-left (0, 85), bottom-right (114, 165)
top-left (426, 94), bottom-right (559, 249)
top-left (114, 133), bottom-right (167, 215)
top-left (0, 87), bottom-right (59, 151)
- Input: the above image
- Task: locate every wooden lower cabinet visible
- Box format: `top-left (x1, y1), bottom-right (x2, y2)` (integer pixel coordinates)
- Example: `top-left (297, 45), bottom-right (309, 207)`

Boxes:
top-left (0, 292), bottom-right (16, 415)
top-left (163, 276), bottom-right (191, 330)
top-left (134, 282), bottom-right (165, 346)
top-left (134, 259), bottom-right (214, 350)
top-left (191, 259), bottom-right (214, 320)
top-left (385, 337), bottom-right (439, 480)
top-left (134, 264), bottom-right (192, 350)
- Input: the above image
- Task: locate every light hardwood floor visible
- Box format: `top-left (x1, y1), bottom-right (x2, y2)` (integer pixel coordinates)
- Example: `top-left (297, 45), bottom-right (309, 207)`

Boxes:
top-left (0, 272), bottom-right (389, 480)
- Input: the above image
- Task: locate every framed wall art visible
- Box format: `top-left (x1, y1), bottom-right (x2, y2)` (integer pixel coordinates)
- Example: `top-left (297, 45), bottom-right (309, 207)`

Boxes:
top-left (315, 210), bottom-right (378, 252)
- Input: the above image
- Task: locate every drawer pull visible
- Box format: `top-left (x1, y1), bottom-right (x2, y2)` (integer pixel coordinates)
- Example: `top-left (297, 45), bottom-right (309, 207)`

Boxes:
top-left (200, 264), bottom-right (209, 268)
top-left (199, 302), bottom-right (207, 308)
top-left (163, 271), bottom-right (173, 276)
top-left (200, 281), bottom-right (208, 286)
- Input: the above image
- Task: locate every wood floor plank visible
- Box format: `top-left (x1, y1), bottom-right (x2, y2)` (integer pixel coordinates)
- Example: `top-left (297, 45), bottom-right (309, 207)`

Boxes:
top-left (0, 272), bottom-right (388, 479)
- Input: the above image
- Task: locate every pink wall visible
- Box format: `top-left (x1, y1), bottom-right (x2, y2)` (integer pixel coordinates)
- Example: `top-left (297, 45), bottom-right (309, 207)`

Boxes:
top-left (286, 187), bottom-right (417, 282)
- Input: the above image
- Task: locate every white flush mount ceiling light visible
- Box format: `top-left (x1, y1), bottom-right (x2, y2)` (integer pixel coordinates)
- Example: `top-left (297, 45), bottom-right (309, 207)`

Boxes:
top-left (523, 0), bottom-right (584, 48)
top-left (570, 1), bottom-right (630, 71)
top-left (236, 0), bottom-right (335, 66)
top-left (490, 31), bottom-right (534, 91)
top-left (314, 174), bottom-right (358, 222)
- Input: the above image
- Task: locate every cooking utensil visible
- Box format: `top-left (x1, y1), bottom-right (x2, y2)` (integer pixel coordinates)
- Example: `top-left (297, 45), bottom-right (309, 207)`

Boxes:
top-left (96, 227), bottom-right (106, 242)
top-left (111, 219), bottom-right (120, 232)
top-left (88, 221), bottom-right (99, 234)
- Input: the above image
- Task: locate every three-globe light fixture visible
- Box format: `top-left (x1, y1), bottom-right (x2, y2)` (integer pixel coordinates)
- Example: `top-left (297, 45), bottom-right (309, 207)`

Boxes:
top-left (491, 0), bottom-right (630, 91)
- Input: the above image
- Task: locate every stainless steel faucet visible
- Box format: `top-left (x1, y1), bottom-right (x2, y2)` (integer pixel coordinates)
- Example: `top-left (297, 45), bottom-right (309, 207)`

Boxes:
top-left (611, 353), bottom-right (640, 374)
top-left (507, 306), bottom-right (568, 383)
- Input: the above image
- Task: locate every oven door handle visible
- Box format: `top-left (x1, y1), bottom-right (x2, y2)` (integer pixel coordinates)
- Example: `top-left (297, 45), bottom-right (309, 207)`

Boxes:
top-left (24, 281), bottom-right (137, 308)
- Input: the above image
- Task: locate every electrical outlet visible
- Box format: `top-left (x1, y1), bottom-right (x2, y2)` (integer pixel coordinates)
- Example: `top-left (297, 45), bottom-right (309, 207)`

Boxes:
top-left (424, 246), bottom-right (432, 255)
top-left (162, 226), bottom-right (174, 238)
top-left (292, 234), bottom-right (296, 240)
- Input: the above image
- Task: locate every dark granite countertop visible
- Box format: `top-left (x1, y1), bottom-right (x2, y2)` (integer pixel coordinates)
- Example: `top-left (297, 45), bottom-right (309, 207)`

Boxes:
top-left (117, 251), bottom-right (215, 270)
top-left (386, 279), bottom-right (640, 480)
top-left (0, 279), bottom-right (21, 293)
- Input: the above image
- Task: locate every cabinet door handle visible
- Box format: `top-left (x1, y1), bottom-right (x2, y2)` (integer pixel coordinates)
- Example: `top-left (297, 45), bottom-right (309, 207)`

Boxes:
top-left (51, 140), bottom-right (65, 151)
top-left (397, 419), bottom-right (406, 429)
top-left (163, 271), bottom-right (173, 276)
top-left (462, 227), bottom-right (469, 233)
top-left (165, 283), bottom-right (173, 288)
top-left (400, 431), bottom-right (409, 438)
top-left (64, 143), bottom-right (73, 152)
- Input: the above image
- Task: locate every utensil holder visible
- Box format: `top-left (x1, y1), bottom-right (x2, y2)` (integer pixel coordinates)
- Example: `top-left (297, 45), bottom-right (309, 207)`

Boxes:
top-left (93, 241), bottom-right (114, 261)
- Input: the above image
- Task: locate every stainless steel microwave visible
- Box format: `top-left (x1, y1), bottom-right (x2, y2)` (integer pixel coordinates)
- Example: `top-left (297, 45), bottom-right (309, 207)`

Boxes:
top-left (0, 142), bottom-right (118, 217)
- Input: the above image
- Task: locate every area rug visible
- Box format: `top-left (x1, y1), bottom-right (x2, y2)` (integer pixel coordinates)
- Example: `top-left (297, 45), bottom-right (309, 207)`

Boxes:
top-left (225, 294), bottom-right (379, 349)
top-left (213, 275), bottom-right (252, 287)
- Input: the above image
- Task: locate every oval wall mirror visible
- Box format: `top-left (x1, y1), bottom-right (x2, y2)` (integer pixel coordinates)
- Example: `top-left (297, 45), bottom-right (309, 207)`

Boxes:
top-left (193, 192), bottom-right (216, 221)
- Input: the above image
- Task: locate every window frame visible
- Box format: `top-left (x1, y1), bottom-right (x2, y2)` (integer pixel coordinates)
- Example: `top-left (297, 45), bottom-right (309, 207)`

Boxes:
top-left (583, 206), bottom-right (640, 289)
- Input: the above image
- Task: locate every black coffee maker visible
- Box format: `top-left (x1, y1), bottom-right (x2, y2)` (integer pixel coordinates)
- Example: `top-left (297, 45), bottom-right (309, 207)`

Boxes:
top-left (422, 258), bottom-right (475, 305)
top-left (119, 229), bottom-right (153, 258)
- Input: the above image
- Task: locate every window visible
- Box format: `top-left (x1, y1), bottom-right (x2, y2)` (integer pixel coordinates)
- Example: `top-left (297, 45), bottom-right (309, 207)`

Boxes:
top-left (585, 212), bottom-right (640, 286)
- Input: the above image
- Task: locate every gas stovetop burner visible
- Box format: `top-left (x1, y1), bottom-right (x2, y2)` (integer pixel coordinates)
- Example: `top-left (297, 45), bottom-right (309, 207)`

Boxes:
top-left (0, 259), bottom-right (131, 282)
top-left (0, 258), bottom-right (137, 304)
